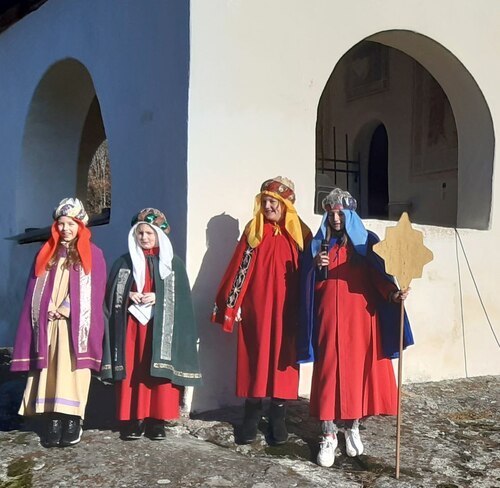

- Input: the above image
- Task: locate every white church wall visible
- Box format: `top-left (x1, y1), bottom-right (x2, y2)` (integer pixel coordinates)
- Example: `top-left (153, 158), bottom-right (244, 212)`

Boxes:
top-left (0, 0), bottom-right (190, 345)
top-left (188, 0), bottom-right (500, 410)
top-left (0, 0), bottom-right (498, 415)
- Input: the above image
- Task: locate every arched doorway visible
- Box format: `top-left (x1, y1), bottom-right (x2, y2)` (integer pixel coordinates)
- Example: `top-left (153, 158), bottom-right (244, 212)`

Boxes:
top-left (368, 123), bottom-right (388, 219)
top-left (17, 58), bottom-right (110, 234)
top-left (315, 33), bottom-right (494, 229)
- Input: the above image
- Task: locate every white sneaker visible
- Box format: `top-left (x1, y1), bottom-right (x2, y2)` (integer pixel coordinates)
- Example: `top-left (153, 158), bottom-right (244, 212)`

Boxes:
top-left (345, 426), bottom-right (364, 457)
top-left (317, 435), bottom-right (337, 467)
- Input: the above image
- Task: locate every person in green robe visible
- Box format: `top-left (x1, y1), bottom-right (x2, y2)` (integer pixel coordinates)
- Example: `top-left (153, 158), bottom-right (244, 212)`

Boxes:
top-left (101, 208), bottom-right (201, 440)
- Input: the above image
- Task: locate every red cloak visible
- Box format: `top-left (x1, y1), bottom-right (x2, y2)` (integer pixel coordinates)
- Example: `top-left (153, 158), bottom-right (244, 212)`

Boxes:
top-left (212, 223), bottom-right (300, 399)
top-left (310, 243), bottom-right (398, 420)
top-left (117, 248), bottom-right (181, 421)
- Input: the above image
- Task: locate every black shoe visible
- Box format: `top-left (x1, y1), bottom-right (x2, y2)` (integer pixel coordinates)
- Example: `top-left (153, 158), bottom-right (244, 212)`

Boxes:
top-left (239, 399), bottom-right (262, 444)
top-left (60, 415), bottom-right (82, 447)
top-left (120, 420), bottom-right (144, 440)
top-left (43, 415), bottom-right (62, 448)
top-left (268, 399), bottom-right (288, 445)
top-left (145, 420), bottom-right (166, 440)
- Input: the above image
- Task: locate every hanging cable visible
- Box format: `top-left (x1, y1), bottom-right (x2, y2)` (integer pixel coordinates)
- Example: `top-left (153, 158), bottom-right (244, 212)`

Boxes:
top-left (454, 230), bottom-right (468, 377)
top-left (455, 228), bottom-right (500, 349)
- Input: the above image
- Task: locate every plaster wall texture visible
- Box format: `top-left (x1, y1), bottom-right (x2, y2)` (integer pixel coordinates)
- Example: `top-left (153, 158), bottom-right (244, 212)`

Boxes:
top-left (0, 0), bottom-right (190, 344)
top-left (187, 0), bottom-right (500, 409)
top-left (0, 0), bottom-right (498, 414)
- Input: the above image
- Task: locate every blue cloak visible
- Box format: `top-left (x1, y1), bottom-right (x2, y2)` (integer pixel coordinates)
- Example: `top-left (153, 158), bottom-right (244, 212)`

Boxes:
top-left (298, 210), bottom-right (414, 363)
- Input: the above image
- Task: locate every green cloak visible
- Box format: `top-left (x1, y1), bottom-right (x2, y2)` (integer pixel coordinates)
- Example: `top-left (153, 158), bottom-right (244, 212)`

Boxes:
top-left (101, 253), bottom-right (202, 387)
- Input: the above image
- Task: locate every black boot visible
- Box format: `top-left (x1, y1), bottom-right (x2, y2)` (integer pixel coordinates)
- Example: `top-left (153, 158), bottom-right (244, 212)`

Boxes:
top-left (60, 414), bottom-right (82, 447)
top-left (120, 419), bottom-right (145, 440)
top-left (145, 419), bottom-right (166, 440)
top-left (43, 413), bottom-right (62, 448)
top-left (269, 399), bottom-right (288, 445)
top-left (239, 399), bottom-right (262, 444)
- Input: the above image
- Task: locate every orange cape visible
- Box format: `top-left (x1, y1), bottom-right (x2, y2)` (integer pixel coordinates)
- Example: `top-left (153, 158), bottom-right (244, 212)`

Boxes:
top-left (34, 219), bottom-right (92, 277)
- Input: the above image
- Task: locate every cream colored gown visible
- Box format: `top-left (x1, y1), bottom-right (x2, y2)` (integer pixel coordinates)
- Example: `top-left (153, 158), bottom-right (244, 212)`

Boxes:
top-left (19, 256), bottom-right (91, 418)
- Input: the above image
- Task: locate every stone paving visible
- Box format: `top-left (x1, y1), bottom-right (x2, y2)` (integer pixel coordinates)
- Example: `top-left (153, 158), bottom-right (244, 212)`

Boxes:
top-left (0, 373), bottom-right (498, 487)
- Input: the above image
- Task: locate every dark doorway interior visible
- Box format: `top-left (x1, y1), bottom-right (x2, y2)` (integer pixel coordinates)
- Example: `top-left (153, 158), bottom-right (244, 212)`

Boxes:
top-left (368, 124), bottom-right (388, 218)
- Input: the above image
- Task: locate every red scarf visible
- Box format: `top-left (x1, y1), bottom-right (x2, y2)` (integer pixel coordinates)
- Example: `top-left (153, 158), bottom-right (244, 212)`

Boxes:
top-left (143, 247), bottom-right (160, 257)
top-left (35, 219), bottom-right (92, 277)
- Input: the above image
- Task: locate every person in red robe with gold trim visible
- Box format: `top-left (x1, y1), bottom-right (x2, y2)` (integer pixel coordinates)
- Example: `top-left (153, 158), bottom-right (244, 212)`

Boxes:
top-left (298, 188), bottom-right (412, 467)
top-left (212, 177), bottom-right (311, 445)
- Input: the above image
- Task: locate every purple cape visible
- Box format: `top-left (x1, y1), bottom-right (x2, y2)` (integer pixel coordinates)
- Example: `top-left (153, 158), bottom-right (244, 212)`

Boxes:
top-left (11, 243), bottom-right (107, 373)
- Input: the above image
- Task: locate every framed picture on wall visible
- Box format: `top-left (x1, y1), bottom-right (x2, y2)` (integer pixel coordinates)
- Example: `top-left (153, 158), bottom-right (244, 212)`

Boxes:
top-left (345, 42), bottom-right (389, 101)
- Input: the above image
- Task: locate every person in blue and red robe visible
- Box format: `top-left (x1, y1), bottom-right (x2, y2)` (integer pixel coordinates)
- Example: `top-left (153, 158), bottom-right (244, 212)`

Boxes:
top-left (298, 188), bottom-right (413, 467)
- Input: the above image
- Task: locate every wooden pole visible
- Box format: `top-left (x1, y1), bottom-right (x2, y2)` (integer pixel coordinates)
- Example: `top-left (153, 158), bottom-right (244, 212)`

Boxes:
top-left (395, 294), bottom-right (406, 479)
top-left (372, 213), bottom-right (433, 480)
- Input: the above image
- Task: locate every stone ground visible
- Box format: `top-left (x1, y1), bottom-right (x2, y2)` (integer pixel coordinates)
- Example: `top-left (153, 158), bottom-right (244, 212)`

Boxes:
top-left (0, 357), bottom-right (498, 487)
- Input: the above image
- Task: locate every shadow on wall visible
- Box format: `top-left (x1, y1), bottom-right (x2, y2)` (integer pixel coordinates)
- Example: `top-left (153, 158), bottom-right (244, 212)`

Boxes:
top-left (191, 213), bottom-right (242, 413)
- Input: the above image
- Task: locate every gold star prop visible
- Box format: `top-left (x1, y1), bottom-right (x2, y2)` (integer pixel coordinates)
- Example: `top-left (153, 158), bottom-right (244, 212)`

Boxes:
top-left (372, 212), bottom-right (433, 479)
top-left (373, 212), bottom-right (433, 290)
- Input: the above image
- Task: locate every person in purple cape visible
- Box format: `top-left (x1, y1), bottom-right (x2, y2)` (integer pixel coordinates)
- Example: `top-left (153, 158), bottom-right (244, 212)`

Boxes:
top-left (10, 198), bottom-right (107, 447)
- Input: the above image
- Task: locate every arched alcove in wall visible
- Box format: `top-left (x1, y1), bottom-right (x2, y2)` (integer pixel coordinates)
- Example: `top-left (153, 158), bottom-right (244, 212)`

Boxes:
top-left (316, 31), bottom-right (494, 229)
top-left (16, 58), bottom-right (110, 233)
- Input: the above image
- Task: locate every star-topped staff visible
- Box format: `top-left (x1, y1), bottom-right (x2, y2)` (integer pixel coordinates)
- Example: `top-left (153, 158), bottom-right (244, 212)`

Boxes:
top-left (373, 212), bottom-right (433, 480)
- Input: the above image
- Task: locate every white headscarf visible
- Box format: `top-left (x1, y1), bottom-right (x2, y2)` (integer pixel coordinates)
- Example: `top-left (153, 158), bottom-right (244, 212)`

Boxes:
top-left (128, 222), bottom-right (174, 293)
